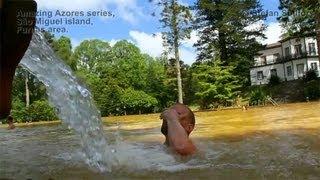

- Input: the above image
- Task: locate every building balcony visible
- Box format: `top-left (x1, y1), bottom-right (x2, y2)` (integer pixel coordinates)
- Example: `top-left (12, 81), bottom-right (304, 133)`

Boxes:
top-left (254, 51), bottom-right (319, 67)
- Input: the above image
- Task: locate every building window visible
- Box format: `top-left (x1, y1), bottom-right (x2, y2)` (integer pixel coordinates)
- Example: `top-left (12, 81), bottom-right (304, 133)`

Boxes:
top-left (261, 56), bottom-right (266, 65)
top-left (287, 66), bottom-right (292, 76)
top-left (309, 43), bottom-right (316, 55)
top-left (273, 53), bottom-right (280, 63)
top-left (311, 62), bottom-right (318, 70)
top-left (294, 44), bottom-right (302, 57)
top-left (271, 69), bottom-right (277, 77)
top-left (297, 63), bottom-right (305, 78)
top-left (285, 47), bottom-right (290, 59)
top-left (257, 71), bottom-right (263, 80)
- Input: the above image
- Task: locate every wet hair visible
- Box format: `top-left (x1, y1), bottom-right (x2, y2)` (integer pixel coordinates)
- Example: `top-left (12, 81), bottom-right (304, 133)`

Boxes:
top-left (161, 103), bottom-right (195, 135)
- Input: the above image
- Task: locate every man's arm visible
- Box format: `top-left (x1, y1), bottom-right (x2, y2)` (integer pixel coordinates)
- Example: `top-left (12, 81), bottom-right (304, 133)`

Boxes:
top-left (161, 109), bottom-right (196, 155)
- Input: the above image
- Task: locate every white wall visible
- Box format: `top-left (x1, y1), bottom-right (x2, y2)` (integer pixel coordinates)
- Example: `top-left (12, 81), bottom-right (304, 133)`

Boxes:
top-left (255, 47), bottom-right (282, 66)
top-left (250, 64), bottom-right (285, 85)
top-left (292, 59), bottom-right (307, 79)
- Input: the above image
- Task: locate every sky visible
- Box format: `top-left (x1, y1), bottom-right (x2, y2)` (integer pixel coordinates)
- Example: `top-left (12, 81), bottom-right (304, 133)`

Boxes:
top-left (34, 0), bottom-right (284, 65)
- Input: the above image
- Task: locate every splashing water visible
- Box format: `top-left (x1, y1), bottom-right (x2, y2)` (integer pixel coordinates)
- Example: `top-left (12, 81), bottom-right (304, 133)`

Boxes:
top-left (20, 31), bottom-right (114, 172)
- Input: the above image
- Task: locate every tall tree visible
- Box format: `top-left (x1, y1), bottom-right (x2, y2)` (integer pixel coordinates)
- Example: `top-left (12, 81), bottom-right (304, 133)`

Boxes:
top-left (191, 60), bottom-right (240, 109)
top-left (72, 39), bottom-right (112, 73)
top-left (111, 40), bottom-right (148, 90)
top-left (53, 36), bottom-right (76, 71)
top-left (278, 0), bottom-right (320, 63)
top-left (152, 0), bottom-right (194, 103)
top-left (194, 0), bottom-right (266, 86)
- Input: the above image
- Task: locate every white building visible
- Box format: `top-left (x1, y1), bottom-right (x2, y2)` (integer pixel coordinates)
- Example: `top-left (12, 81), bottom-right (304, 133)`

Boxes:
top-left (250, 35), bottom-right (319, 85)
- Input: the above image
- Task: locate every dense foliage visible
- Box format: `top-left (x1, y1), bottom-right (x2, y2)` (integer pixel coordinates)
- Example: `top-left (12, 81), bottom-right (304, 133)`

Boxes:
top-left (268, 75), bottom-right (281, 87)
top-left (304, 70), bottom-right (320, 100)
top-left (193, 0), bottom-right (266, 86)
top-left (11, 99), bottom-right (57, 122)
top-left (190, 60), bottom-right (240, 109)
top-left (304, 79), bottom-right (320, 100)
top-left (248, 86), bottom-right (268, 106)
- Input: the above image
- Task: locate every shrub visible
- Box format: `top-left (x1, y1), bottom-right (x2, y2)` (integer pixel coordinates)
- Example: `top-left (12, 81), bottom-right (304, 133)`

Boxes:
top-left (11, 98), bottom-right (30, 123)
top-left (120, 88), bottom-right (158, 114)
top-left (304, 79), bottom-right (320, 100)
top-left (268, 75), bottom-right (281, 86)
top-left (305, 69), bottom-right (318, 82)
top-left (249, 87), bottom-right (268, 105)
top-left (27, 100), bottom-right (58, 121)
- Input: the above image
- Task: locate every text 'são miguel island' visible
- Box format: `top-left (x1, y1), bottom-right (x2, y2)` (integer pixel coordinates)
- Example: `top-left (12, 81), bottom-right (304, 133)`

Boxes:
top-left (17, 10), bottom-right (115, 33)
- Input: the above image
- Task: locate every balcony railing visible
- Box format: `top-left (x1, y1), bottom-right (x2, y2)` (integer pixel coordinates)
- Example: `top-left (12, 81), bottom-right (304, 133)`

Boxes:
top-left (254, 51), bottom-right (319, 66)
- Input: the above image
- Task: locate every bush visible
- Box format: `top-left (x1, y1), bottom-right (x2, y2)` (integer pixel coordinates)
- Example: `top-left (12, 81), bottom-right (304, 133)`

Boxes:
top-left (27, 100), bottom-right (58, 121)
top-left (304, 79), bottom-right (320, 100)
top-left (120, 88), bottom-right (158, 114)
top-left (249, 87), bottom-right (268, 105)
top-left (11, 98), bottom-right (30, 123)
top-left (11, 100), bottom-right (58, 122)
top-left (268, 75), bottom-right (281, 86)
top-left (305, 70), bottom-right (318, 82)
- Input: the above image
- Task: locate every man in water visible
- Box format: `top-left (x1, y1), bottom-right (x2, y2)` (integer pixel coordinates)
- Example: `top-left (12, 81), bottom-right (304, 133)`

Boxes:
top-left (7, 116), bottom-right (15, 130)
top-left (160, 103), bottom-right (196, 155)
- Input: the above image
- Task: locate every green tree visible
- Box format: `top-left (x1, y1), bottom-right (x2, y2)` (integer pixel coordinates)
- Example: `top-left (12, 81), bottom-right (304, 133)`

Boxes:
top-left (162, 57), bottom-right (191, 105)
top-left (152, 0), bottom-right (194, 103)
top-left (53, 36), bottom-right (76, 70)
top-left (145, 55), bottom-right (168, 109)
top-left (72, 39), bottom-right (112, 73)
top-left (73, 39), bottom-right (155, 115)
top-left (304, 79), bottom-right (320, 100)
top-left (76, 67), bottom-right (124, 116)
top-left (11, 98), bottom-right (29, 122)
top-left (194, 0), bottom-right (266, 86)
top-left (278, 0), bottom-right (320, 62)
top-left (12, 66), bottom-right (47, 106)
top-left (184, 63), bottom-right (200, 105)
top-left (192, 60), bottom-right (240, 109)
top-left (27, 100), bottom-right (57, 121)
top-left (111, 40), bottom-right (148, 90)
top-left (120, 88), bottom-right (158, 115)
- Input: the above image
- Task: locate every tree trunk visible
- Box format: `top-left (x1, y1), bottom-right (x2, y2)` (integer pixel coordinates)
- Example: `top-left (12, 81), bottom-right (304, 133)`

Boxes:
top-left (25, 71), bottom-right (30, 107)
top-left (172, 0), bottom-right (183, 104)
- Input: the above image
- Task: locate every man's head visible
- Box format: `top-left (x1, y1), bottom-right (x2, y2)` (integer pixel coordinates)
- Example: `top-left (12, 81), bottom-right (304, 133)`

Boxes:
top-left (161, 103), bottom-right (195, 136)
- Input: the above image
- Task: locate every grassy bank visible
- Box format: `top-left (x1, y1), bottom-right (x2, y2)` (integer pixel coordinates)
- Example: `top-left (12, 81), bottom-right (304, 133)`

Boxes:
top-left (0, 120), bottom-right (61, 129)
